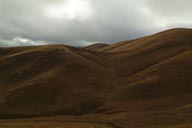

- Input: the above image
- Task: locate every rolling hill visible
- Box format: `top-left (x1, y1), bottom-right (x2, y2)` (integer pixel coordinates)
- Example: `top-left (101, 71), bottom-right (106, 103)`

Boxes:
top-left (0, 45), bottom-right (115, 117)
top-left (0, 28), bottom-right (192, 128)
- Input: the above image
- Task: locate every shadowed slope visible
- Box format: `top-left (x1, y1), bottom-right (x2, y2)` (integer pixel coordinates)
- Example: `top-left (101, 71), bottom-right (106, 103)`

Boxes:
top-left (0, 45), bottom-right (115, 117)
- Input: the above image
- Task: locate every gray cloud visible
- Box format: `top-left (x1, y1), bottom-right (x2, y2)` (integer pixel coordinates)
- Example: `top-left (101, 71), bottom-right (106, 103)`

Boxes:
top-left (147, 0), bottom-right (192, 18)
top-left (0, 0), bottom-right (191, 47)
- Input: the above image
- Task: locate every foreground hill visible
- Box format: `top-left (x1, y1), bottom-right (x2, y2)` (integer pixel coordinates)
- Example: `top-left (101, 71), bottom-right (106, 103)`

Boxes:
top-left (0, 28), bottom-right (192, 128)
top-left (0, 45), bottom-right (115, 117)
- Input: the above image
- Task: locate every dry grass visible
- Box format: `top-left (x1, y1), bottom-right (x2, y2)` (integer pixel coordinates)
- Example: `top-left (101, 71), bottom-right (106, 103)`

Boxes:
top-left (0, 122), bottom-right (113, 128)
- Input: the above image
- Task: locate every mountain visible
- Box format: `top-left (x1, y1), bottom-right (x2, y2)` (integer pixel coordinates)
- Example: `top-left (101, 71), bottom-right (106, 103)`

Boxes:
top-left (0, 28), bottom-right (192, 128)
top-left (83, 43), bottom-right (109, 51)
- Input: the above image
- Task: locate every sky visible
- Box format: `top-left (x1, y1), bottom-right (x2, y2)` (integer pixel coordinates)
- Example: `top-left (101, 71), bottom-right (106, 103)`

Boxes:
top-left (0, 0), bottom-right (192, 47)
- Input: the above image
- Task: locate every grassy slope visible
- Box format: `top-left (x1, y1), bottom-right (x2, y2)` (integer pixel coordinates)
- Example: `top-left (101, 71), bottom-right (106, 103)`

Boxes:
top-left (95, 28), bottom-right (192, 114)
top-left (0, 28), bottom-right (192, 128)
top-left (0, 45), bottom-right (115, 117)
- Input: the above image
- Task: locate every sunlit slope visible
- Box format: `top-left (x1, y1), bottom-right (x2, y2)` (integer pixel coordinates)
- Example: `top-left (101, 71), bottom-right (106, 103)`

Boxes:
top-left (96, 28), bottom-right (192, 114)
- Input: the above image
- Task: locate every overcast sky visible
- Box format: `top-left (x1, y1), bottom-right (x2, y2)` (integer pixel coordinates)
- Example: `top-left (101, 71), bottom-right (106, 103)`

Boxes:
top-left (0, 0), bottom-right (192, 47)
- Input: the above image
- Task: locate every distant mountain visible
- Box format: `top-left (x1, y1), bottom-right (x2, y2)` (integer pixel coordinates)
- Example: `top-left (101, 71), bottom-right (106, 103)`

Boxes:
top-left (83, 43), bottom-right (109, 51)
top-left (0, 28), bottom-right (192, 127)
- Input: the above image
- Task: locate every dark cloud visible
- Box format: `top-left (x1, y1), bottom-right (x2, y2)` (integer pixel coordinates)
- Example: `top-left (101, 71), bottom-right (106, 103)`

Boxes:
top-left (0, 0), bottom-right (191, 47)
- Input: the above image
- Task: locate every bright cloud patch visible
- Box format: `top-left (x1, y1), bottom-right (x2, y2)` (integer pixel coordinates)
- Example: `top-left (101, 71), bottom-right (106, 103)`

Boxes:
top-left (45, 0), bottom-right (91, 20)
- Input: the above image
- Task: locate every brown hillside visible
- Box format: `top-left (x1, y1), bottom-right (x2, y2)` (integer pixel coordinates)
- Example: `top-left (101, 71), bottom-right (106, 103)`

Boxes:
top-left (96, 28), bottom-right (192, 113)
top-left (0, 45), bottom-right (115, 117)
top-left (0, 28), bottom-right (192, 128)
